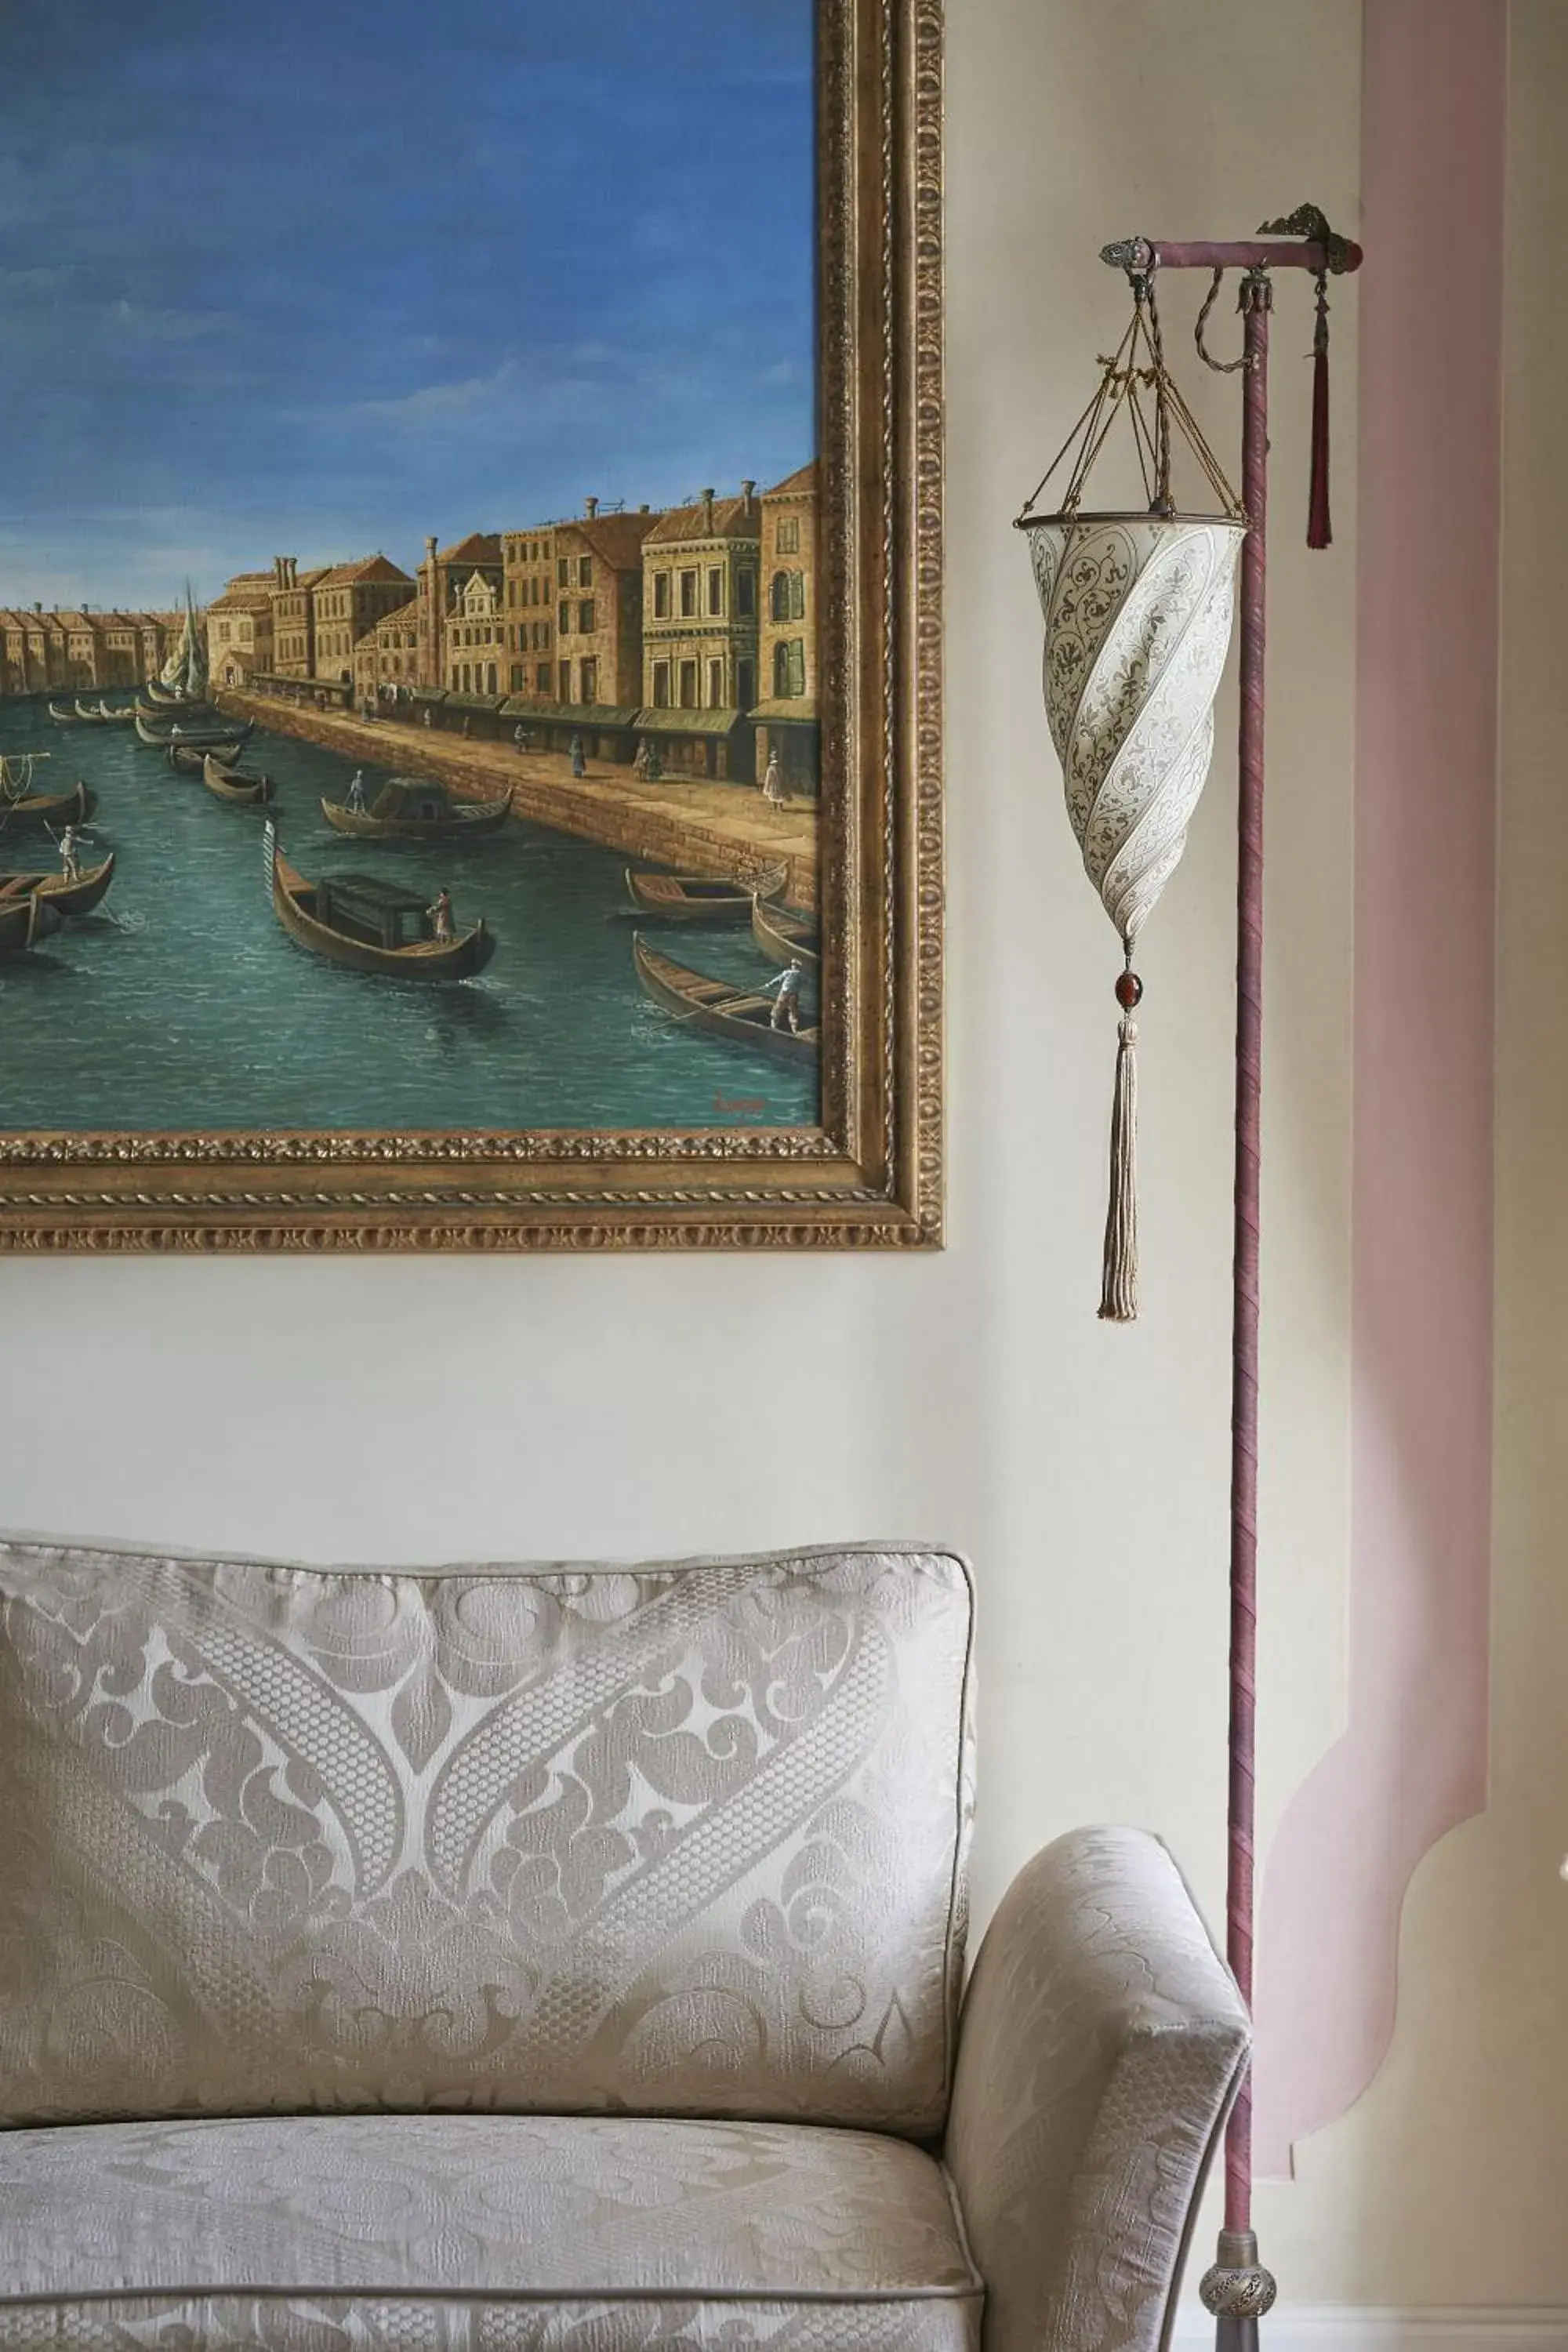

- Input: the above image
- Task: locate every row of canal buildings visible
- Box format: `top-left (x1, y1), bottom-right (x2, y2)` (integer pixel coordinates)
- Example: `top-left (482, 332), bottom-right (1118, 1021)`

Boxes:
top-left (2, 464), bottom-right (820, 791)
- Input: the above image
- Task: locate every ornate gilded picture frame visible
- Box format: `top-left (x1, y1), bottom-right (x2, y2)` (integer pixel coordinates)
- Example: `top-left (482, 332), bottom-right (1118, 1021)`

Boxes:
top-left (0, 0), bottom-right (941, 1252)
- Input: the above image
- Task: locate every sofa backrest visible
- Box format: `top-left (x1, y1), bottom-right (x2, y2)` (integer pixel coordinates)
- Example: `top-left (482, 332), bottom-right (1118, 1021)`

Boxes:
top-left (0, 1539), bottom-right (974, 2136)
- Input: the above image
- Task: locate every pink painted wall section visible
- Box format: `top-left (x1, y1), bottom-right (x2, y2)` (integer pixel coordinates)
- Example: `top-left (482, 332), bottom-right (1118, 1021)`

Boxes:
top-left (1254, 0), bottom-right (1504, 2178)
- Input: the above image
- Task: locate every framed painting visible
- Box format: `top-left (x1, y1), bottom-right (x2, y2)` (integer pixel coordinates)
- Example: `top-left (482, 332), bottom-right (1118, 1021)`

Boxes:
top-left (0, 0), bottom-right (942, 1251)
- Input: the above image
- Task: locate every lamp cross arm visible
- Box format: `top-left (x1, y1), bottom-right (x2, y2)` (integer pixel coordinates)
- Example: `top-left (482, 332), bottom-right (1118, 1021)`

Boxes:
top-left (1103, 207), bottom-right (1363, 278)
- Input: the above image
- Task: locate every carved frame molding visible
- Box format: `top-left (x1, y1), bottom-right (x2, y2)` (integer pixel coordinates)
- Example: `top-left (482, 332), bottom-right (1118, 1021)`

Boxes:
top-left (0, 0), bottom-right (944, 1254)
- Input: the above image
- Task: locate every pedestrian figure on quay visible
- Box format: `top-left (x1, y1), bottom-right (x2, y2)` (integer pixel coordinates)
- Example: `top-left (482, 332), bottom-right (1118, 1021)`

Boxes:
top-left (632, 738), bottom-right (651, 781)
top-left (765, 957), bottom-right (806, 1035)
top-left (569, 731), bottom-right (586, 779)
top-left (646, 742), bottom-right (663, 781)
top-left (761, 747), bottom-right (786, 808)
top-left (514, 724), bottom-right (528, 753)
top-left (346, 771), bottom-right (367, 814)
top-left (426, 886), bottom-right (455, 944)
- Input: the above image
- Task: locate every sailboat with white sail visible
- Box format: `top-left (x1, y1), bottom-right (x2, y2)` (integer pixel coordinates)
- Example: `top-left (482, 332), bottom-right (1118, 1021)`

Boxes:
top-left (147, 589), bottom-right (209, 704)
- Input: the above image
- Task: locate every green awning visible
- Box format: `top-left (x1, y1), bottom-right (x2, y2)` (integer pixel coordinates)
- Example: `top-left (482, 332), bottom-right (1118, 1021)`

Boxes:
top-left (499, 699), bottom-right (641, 727)
top-left (634, 709), bottom-right (744, 738)
top-left (749, 698), bottom-right (819, 725)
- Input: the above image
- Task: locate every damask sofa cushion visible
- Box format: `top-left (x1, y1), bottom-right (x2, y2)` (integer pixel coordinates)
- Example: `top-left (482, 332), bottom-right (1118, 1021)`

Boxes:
top-left (0, 2111), bottom-right (985, 2351)
top-left (0, 1537), bottom-right (974, 2134)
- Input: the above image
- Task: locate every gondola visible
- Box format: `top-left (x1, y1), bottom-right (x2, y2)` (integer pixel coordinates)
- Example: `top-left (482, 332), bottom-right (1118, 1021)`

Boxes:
top-left (320, 775), bottom-right (512, 841)
top-left (631, 932), bottom-right (818, 1064)
top-left (265, 825), bottom-right (495, 982)
top-left (0, 779), bottom-right (96, 829)
top-left (624, 860), bottom-right (789, 922)
top-left (144, 679), bottom-right (201, 707)
top-left (94, 699), bottom-right (136, 724)
top-left (0, 851), bottom-right (115, 918)
top-left (0, 890), bottom-right (61, 956)
top-left (75, 699), bottom-right (112, 723)
top-left (48, 702), bottom-right (82, 724)
top-left (136, 710), bottom-right (250, 749)
top-left (203, 753), bottom-right (274, 806)
top-left (136, 696), bottom-right (219, 723)
top-left (168, 740), bottom-right (245, 775)
top-left (751, 894), bottom-right (820, 974)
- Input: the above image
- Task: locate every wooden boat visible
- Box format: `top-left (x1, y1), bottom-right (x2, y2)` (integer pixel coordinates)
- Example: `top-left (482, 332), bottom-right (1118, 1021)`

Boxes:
top-left (138, 693), bottom-right (216, 720)
top-left (320, 775), bottom-right (513, 841)
top-left (0, 891), bottom-right (46, 956)
top-left (136, 710), bottom-right (250, 749)
top-left (266, 826), bottom-right (495, 982)
top-left (203, 753), bottom-right (274, 805)
top-left (624, 859), bottom-right (788, 922)
top-left (168, 739), bottom-right (245, 774)
top-left (95, 699), bottom-right (136, 724)
top-left (0, 778), bottom-right (96, 828)
top-left (48, 702), bottom-right (82, 724)
top-left (0, 851), bottom-right (115, 918)
top-left (632, 933), bottom-right (818, 1065)
top-left (751, 894), bottom-right (820, 973)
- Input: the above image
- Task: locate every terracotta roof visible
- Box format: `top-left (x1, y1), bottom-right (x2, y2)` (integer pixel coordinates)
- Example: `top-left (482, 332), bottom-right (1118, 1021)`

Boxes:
top-left (313, 554), bottom-right (415, 590)
top-left (209, 586), bottom-right (275, 613)
top-left (566, 512), bottom-right (663, 572)
top-left (372, 598), bottom-right (422, 633)
top-left (644, 492), bottom-right (760, 547)
top-left (762, 459), bottom-right (817, 499)
top-left (437, 532), bottom-right (503, 566)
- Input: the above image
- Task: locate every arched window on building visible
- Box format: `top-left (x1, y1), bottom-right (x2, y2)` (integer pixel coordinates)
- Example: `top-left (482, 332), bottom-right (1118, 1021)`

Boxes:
top-left (769, 570), bottom-right (806, 622)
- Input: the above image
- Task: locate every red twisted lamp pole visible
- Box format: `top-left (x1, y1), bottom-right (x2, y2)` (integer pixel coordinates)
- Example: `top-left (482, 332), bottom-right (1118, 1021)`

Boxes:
top-left (1098, 211), bottom-right (1363, 2352)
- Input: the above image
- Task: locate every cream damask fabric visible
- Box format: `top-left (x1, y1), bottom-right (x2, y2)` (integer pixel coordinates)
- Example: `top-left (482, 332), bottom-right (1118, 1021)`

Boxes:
top-left (0, 2111), bottom-right (983, 2350)
top-left (0, 1539), bottom-right (974, 2133)
top-left (944, 1826), bottom-right (1249, 2352)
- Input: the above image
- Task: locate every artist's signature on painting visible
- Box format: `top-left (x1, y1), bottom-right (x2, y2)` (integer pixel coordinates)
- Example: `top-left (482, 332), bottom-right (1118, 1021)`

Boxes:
top-left (713, 1092), bottom-right (768, 1119)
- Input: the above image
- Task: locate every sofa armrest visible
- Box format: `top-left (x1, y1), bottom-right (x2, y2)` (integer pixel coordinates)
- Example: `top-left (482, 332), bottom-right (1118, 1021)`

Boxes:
top-left (944, 1825), bottom-right (1249, 2352)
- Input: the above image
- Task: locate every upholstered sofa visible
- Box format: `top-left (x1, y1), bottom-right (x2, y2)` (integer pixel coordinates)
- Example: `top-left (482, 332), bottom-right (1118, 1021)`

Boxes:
top-left (0, 1538), bottom-right (1248, 2352)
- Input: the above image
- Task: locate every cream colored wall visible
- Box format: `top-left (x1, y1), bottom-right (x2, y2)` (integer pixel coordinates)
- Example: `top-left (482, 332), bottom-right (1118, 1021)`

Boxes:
top-left (10, 0), bottom-right (1553, 2311)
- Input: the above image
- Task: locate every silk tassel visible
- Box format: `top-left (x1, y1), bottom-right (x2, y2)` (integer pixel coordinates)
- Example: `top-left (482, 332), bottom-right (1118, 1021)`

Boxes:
top-left (1307, 276), bottom-right (1332, 550)
top-left (1098, 985), bottom-right (1141, 1323)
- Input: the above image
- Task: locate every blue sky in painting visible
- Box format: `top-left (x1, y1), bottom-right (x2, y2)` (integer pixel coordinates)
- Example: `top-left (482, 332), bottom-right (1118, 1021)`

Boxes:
top-left (0, 0), bottom-right (815, 608)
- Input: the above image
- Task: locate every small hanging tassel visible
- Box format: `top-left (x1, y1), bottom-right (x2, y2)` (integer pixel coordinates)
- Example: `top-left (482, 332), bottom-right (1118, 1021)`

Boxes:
top-left (1098, 967), bottom-right (1143, 1323)
top-left (1307, 273), bottom-right (1332, 550)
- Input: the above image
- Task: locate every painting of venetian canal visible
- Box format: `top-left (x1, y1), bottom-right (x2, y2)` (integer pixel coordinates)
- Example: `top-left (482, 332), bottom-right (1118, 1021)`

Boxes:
top-left (0, 0), bottom-right (821, 1138)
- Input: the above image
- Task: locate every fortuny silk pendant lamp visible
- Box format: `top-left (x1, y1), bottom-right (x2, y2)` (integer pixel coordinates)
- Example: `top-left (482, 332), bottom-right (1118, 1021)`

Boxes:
top-left (1016, 278), bottom-right (1247, 1321)
top-left (1015, 208), bottom-right (1363, 2352)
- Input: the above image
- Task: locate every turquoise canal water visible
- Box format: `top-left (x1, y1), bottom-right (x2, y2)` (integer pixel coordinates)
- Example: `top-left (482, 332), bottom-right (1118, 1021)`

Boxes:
top-left (0, 705), bottom-right (819, 1134)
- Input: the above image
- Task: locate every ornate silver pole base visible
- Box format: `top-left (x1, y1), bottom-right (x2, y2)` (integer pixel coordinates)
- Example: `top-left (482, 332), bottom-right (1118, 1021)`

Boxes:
top-left (1200, 2229), bottom-right (1278, 2352)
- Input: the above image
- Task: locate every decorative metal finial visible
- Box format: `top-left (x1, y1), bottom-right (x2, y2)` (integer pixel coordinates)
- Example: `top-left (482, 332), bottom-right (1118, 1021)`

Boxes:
top-left (1256, 203), bottom-right (1357, 274)
top-left (1200, 2232), bottom-right (1279, 2322)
